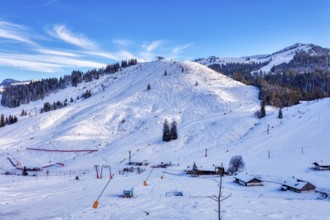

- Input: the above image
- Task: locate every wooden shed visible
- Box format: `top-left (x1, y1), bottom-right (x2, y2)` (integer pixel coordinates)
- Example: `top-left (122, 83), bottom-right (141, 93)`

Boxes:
top-left (281, 178), bottom-right (316, 193)
top-left (313, 162), bottom-right (330, 171)
top-left (128, 160), bottom-right (149, 166)
top-left (233, 173), bottom-right (262, 186)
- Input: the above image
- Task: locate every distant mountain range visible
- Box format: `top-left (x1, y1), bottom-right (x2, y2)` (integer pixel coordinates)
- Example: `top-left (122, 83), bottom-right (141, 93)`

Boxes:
top-left (195, 43), bottom-right (330, 75)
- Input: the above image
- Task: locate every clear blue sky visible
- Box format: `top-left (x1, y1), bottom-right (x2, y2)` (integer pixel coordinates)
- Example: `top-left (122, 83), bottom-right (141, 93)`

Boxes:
top-left (0, 0), bottom-right (329, 82)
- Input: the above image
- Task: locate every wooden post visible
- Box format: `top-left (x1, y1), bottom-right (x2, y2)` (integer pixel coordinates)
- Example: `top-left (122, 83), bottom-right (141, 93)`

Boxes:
top-left (129, 150), bottom-right (131, 163)
top-left (268, 151), bottom-right (270, 159)
top-left (205, 148), bottom-right (208, 157)
top-left (267, 124), bottom-right (270, 134)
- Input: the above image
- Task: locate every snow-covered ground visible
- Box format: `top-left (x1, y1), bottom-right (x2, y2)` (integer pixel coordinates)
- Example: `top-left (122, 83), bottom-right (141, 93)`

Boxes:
top-left (197, 43), bottom-right (312, 74)
top-left (0, 60), bottom-right (329, 219)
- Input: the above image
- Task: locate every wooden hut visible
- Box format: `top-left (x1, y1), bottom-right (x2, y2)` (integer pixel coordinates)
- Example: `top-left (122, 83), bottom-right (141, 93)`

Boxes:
top-left (313, 162), bottom-right (330, 171)
top-left (128, 160), bottom-right (149, 166)
top-left (281, 178), bottom-right (316, 193)
top-left (233, 173), bottom-right (262, 186)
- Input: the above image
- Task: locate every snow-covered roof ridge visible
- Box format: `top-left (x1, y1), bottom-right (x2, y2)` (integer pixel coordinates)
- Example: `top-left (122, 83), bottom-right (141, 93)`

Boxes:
top-left (282, 177), bottom-right (313, 190)
top-left (234, 172), bottom-right (261, 182)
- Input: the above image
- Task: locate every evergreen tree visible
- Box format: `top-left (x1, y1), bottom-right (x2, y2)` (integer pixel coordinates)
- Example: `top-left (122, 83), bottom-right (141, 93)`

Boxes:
top-left (278, 108), bottom-right (283, 119)
top-left (43, 102), bottom-right (52, 112)
top-left (192, 162), bottom-right (198, 177)
top-left (82, 90), bottom-right (92, 99)
top-left (121, 60), bottom-right (128, 68)
top-left (147, 84), bottom-right (151, 91)
top-left (0, 114), bottom-right (5, 127)
top-left (170, 120), bottom-right (178, 140)
top-left (162, 119), bottom-right (171, 142)
top-left (22, 166), bottom-right (28, 176)
top-left (259, 100), bottom-right (266, 118)
top-left (164, 70), bottom-right (167, 76)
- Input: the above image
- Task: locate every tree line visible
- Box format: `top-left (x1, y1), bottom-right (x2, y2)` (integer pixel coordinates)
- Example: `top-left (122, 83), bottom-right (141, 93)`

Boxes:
top-left (0, 114), bottom-right (18, 127)
top-left (207, 47), bottom-right (330, 107)
top-left (1, 59), bottom-right (138, 108)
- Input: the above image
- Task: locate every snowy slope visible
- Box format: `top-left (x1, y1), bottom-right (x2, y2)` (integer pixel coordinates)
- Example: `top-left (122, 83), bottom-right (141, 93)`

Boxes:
top-left (197, 43), bottom-right (313, 74)
top-left (0, 60), bottom-right (329, 220)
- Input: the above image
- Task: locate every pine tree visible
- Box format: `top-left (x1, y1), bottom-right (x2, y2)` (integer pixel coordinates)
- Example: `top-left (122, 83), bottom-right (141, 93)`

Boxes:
top-left (22, 166), bottom-right (28, 176)
top-left (259, 100), bottom-right (266, 118)
top-left (278, 108), bottom-right (283, 119)
top-left (162, 119), bottom-right (171, 142)
top-left (164, 70), bottom-right (167, 76)
top-left (43, 102), bottom-right (52, 112)
top-left (0, 114), bottom-right (5, 127)
top-left (170, 121), bottom-right (178, 140)
top-left (147, 84), bottom-right (151, 91)
top-left (192, 162), bottom-right (198, 177)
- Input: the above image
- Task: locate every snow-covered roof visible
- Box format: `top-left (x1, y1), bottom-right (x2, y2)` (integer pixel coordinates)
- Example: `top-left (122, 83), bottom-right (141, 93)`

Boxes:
top-left (282, 178), bottom-right (311, 190)
top-left (234, 173), bottom-right (261, 183)
top-left (314, 161), bottom-right (330, 166)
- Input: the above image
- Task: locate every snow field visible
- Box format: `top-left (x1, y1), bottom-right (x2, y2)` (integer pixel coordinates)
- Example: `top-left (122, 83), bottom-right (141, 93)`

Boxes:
top-left (0, 60), bottom-right (329, 219)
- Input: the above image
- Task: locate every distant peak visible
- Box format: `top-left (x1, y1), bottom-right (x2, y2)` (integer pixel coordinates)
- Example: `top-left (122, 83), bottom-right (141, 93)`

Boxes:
top-left (272, 43), bottom-right (312, 55)
top-left (1, 78), bottom-right (19, 86)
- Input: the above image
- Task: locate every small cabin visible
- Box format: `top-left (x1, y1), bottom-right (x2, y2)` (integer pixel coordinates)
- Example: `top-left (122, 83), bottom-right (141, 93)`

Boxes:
top-left (186, 169), bottom-right (223, 176)
top-left (186, 165), bottom-right (225, 176)
top-left (233, 173), bottom-right (262, 186)
top-left (151, 162), bottom-right (173, 168)
top-left (313, 162), bottom-right (330, 171)
top-left (281, 178), bottom-right (316, 193)
top-left (128, 160), bottom-right (149, 166)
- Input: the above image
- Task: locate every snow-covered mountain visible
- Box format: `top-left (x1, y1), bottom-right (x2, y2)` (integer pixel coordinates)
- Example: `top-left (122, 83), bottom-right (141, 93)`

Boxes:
top-left (0, 60), bottom-right (329, 220)
top-left (196, 43), bottom-right (329, 74)
top-left (0, 78), bottom-right (19, 86)
top-left (0, 78), bottom-right (19, 93)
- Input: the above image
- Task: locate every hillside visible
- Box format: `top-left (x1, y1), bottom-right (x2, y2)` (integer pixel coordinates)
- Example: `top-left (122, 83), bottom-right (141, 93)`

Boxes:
top-left (0, 60), bottom-right (259, 168)
top-left (196, 43), bottom-right (330, 75)
top-left (195, 44), bottom-right (330, 107)
top-left (0, 60), bottom-right (329, 220)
